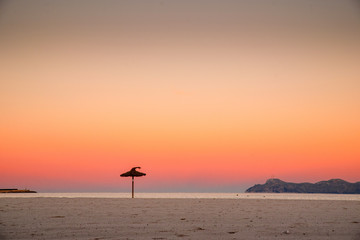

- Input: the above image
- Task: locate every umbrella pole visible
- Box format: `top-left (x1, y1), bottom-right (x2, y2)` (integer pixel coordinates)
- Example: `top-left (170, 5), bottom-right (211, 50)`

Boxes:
top-left (132, 176), bottom-right (134, 198)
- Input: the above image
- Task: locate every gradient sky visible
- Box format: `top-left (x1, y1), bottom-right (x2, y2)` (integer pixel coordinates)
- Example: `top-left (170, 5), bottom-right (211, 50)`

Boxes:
top-left (1, 0), bottom-right (360, 192)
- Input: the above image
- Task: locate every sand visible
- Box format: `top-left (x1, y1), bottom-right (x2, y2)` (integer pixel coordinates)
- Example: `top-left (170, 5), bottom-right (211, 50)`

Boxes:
top-left (1, 198), bottom-right (359, 240)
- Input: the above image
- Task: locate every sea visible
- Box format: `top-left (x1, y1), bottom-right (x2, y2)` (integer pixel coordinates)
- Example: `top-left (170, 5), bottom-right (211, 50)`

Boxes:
top-left (1, 192), bottom-right (360, 201)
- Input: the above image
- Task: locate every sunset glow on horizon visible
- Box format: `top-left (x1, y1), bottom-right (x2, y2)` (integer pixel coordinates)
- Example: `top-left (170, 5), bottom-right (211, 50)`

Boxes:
top-left (1, 0), bottom-right (360, 192)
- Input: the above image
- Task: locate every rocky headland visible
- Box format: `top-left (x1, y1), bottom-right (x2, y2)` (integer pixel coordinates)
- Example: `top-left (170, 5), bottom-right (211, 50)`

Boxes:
top-left (0, 189), bottom-right (37, 193)
top-left (246, 178), bottom-right (360, 194)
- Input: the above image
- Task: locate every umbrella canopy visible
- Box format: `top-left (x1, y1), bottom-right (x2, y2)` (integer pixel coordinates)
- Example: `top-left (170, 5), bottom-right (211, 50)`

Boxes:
top-left (120, 167), bottom-right (146, 177)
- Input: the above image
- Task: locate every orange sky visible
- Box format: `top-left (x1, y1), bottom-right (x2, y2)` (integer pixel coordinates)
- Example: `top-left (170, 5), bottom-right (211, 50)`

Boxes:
top-left (0, 0), bottom-right (360, 192)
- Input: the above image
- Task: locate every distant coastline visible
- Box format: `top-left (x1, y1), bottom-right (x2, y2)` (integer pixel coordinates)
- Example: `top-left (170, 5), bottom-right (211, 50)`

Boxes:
top-left (0, 189), bottom-right (37, 193)
top-left (246, 178), bottom-right (360, 194)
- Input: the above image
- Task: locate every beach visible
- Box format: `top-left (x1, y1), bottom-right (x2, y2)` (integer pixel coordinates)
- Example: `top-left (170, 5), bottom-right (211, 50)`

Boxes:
top-left (1, 197), bottom-right (359, 239)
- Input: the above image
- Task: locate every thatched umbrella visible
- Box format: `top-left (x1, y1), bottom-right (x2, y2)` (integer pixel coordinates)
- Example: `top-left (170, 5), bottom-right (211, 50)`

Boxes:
top-left (120, 167), bottom-right (146, 198)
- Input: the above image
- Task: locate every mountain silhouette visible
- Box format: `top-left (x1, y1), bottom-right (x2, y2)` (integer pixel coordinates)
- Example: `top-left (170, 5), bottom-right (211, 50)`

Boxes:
top-left (246, 178), bottom-right (360, 194)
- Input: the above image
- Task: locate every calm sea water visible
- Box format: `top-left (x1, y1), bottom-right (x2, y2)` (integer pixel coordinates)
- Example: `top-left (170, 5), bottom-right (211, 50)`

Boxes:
top-left (1, 192), bottom-right (360, 201)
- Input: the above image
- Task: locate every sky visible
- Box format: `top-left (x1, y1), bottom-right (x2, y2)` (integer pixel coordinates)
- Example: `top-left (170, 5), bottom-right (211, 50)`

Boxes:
top-left (1, 0), bottom-right (360, 192)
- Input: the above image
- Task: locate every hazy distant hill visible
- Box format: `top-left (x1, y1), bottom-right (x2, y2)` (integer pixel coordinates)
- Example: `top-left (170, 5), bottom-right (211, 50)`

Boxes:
top-left (246, 179), bottom-right (360, 194)
top-left (0, 189), bottom-right (37, 193)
